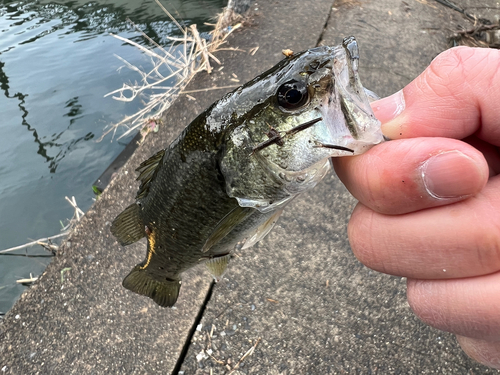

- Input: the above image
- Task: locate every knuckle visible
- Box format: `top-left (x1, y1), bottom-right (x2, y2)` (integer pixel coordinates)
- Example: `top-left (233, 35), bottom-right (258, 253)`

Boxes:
top-left (474, 222), bottom-right (500, 273)
top-left (406, 279), bottom-right (446, 328)
top-left (347, 206), bottom-right (377, 265)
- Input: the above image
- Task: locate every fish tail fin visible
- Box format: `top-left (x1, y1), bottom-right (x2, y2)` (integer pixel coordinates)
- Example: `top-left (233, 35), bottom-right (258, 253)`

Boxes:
top-left (123, 266), bottom-right (181, 307)
top-left (110, 203), bottom-right (144, 246)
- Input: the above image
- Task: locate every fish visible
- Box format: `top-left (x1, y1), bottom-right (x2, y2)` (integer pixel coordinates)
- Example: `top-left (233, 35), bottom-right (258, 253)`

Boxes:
top-left (110, 36), bottom-right (384, 307)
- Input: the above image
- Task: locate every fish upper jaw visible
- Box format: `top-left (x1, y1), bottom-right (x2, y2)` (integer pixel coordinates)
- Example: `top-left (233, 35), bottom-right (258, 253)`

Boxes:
top-left (319, 37), bottom-right (385, 155)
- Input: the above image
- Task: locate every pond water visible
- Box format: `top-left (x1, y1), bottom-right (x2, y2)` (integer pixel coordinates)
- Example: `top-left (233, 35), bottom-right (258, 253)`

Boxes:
top-left (0, 0), bottom-right (225, 314)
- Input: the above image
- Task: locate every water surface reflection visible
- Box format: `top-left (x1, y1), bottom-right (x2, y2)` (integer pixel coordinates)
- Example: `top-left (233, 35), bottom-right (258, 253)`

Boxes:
top-left (0, 0), bottom-right (225, 313)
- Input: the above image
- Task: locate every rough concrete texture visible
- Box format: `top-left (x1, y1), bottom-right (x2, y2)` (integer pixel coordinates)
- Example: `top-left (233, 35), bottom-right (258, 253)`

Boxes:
top-left (1, 0), bottom-right (499, 374)
top-left (181, 0), bottom-right (500, 374)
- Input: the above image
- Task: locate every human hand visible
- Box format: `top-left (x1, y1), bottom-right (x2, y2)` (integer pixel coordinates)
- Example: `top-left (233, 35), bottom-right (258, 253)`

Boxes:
top-left (333, 46), bottom-right (500, 369)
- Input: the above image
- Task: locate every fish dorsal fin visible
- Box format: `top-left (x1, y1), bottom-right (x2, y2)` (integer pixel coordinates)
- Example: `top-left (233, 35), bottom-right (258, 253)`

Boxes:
top-left (202, 206), bottom-right (254, 253)
top-left (135, 149), bottom-right (166, 200)
top-left (110, 203), bottom-right (145, 246)
top-left (205, 254), bottom-right (231, 281)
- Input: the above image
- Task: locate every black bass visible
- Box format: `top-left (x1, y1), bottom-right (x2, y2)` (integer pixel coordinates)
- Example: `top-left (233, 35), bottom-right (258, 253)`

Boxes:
top-left (111, 37), bottom-right (384, 307)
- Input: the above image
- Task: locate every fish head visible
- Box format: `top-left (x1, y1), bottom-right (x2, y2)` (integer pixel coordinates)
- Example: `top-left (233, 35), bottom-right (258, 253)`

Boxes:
top-left (219, 37), bottom-right (384, 212)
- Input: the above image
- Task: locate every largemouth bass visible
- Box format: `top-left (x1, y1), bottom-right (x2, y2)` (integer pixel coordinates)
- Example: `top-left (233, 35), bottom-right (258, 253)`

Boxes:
top-left (111, 37), bottom-right (384, 307)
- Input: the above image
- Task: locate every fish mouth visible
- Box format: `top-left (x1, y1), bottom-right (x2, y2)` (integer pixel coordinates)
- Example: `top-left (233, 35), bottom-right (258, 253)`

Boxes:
top-left (318, 36), bottom-right (385, 155)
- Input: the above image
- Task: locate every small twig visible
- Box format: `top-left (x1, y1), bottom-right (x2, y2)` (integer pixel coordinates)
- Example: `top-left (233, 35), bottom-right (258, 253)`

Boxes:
top-left (37, 241), bottom-right (59, 254)
top-left (228, 337), bottom-right (261, 374)
top-left (16, 274), bottom-right (38, 284)
top-left (0, 253), bottom-right (54, 258)
top-left (449, 24), bottom-right (500, 48)
top-left (125, 18), bottom-right (173, 62)
top-left (61, 267), bottom-right (72, 283)
top-left (154, 0), bottom-right (186, 32)
top-left (0, 233), bottom-right (68, 254)
top-left (455, 24), bottom-right (500, 36)
top-left (190, 24), bottom-right (212, 74)
top-left (249, 46), bottom-right (259, 56)
top-left (65, 196), bottom-right (84, 221)
top-left (209, 353), bottom-right (225, 365)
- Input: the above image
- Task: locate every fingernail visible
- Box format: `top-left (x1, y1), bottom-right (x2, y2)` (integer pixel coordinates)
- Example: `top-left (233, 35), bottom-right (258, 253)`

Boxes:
top-left (371, 89), bottom-right (406, 123)
top-left (421, 151), bottom-right (484, 199)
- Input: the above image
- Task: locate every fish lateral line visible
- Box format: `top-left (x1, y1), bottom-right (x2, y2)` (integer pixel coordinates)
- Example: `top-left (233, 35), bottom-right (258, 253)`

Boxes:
top-left (250, 117), bottom-right (323, 155)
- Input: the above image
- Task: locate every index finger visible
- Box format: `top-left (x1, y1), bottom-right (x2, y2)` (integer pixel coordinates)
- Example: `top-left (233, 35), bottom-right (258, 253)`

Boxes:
top-left (374, 47), bottom-right (500, 145)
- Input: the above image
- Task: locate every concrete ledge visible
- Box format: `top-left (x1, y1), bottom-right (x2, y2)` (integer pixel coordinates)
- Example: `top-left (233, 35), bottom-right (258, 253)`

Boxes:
top-left (1, 0), bottom-right (499, 374)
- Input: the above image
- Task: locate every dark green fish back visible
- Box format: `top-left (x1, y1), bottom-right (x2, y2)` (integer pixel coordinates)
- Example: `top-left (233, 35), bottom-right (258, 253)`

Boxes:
top-left (112, 111), bottom-right (254, 307)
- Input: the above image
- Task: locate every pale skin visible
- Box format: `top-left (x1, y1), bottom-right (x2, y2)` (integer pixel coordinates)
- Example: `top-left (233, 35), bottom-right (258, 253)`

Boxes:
top-left (333, 46), bottom-right (500, 369)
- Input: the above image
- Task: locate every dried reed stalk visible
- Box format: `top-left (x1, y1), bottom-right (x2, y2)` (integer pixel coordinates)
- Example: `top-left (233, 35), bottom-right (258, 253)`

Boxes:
top-left (100, 1), bottom-right (242, 141)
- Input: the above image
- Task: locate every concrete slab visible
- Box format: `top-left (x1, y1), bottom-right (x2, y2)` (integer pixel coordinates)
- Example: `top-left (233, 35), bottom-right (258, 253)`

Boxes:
top-left (0, 0), bottom-right (334, 373)
top-left (180, 0), bottom-right (500, 374)
top-left (1, 0), bottom-right (499, 374)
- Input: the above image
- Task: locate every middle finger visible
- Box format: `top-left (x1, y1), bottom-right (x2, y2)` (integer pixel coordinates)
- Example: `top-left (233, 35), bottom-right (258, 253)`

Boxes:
top-left (347, 177), bottom-right (500, 279)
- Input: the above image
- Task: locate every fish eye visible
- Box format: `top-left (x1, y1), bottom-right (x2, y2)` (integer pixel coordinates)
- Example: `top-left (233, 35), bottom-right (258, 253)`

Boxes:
top-left (277, 80), bottom-right (308, 110)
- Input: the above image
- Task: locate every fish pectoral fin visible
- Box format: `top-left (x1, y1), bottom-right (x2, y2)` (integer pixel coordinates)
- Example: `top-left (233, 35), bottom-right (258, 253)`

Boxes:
top-left (110, 203), bottom-right (144, 246)
top-left (122, 266), bottom-right (181, 308)
top-left (205, 254), bottom-right (231, 281)
top-left (242, 207), bottom-right (284, 249)
top-left (135, 149), bottom-right (166, 199)
top-left (202, 206), bottom-right (254, 253)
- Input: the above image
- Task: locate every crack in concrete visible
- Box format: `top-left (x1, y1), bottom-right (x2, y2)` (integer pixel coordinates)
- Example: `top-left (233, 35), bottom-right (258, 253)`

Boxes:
top-left (316, 1), bottom-right (337, 46)
top-left (171, 280), bottom-right (215, 375)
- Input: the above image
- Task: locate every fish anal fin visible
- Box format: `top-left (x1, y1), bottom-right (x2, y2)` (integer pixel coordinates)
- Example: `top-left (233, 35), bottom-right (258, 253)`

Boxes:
top-left (110, 203), bottom-right (144, 246)
top-left (135, 149), bottom-right (166, 199)
top-left (123, 266), bottom-right (181, 307)
top-left (202, 206), bottom-right (254, 253)
top-left (242, 208), bottom-right (283, 249)
top-left (205, 254), bottom-right (231, 281)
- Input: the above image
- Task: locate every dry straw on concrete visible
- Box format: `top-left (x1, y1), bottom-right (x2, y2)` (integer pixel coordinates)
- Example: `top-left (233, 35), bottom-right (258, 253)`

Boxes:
top-left (101, 0), bottom-right (243, 141)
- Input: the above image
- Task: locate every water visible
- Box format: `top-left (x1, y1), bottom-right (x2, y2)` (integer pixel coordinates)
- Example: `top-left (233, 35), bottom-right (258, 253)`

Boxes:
top-left (0, 0), bottom-right (225, 314)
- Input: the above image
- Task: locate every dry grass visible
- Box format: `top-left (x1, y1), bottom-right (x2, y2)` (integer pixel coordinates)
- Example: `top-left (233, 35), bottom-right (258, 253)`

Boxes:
top-left (449, 23), bottom-right (500, 48)
top-left (0, 196), bottom-right (83, 255)
top-left (100, 0), bottom-right (242, 142)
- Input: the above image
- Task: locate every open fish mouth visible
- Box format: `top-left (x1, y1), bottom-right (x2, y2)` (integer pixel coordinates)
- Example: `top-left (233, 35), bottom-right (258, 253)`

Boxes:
top-left (317, 37), bottom-right (384, 156)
